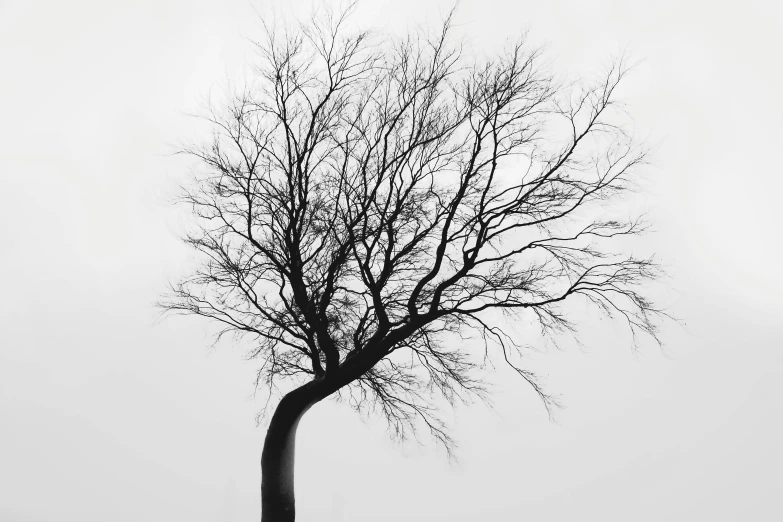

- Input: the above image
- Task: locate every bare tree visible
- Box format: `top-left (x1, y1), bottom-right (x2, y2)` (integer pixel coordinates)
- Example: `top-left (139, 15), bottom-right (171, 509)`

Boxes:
top-left (162, 6), bottom-right (662, 521)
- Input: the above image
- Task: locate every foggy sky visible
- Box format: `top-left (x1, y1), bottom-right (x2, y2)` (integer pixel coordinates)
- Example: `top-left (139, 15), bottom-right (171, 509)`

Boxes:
top-left (1, 1), bottom-right (781, 521)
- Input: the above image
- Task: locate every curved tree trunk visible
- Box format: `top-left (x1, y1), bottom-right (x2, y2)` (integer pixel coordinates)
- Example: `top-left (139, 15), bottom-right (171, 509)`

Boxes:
top-left (260, 385), bottom-right (321, 522)
top-left (259, 360), bottom-right (378, 520)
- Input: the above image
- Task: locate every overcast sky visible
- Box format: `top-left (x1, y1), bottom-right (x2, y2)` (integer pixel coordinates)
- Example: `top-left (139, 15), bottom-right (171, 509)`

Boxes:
top-left (1, 1), bottom-right (782, 521)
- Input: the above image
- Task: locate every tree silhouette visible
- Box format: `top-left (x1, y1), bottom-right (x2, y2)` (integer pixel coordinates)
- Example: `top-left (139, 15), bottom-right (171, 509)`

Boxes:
top-left (162, 7), bottom-right (662, 521)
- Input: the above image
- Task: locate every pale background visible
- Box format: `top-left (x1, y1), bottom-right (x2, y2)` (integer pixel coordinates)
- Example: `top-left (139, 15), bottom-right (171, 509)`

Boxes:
top-left (1, 1), bottom-right (781, 521)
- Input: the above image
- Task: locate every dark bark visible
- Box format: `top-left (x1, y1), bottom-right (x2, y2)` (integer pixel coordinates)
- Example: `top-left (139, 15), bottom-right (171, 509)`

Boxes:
top-left (259, 349), bottom-right (389, 522)
top-left (260, 384), bottom-right (322, 522)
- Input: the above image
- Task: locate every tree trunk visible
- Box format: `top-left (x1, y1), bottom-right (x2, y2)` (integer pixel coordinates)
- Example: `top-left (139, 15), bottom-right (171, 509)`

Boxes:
top-left (260, 385), bottom-right (320, 522)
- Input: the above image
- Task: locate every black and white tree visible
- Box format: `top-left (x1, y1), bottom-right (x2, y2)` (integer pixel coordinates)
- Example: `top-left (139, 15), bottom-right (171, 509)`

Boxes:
top-left (161, 6), bottom-right (663, 521)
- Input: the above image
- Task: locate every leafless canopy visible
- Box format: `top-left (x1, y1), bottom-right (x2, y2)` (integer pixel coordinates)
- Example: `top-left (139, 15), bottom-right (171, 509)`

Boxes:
top-left (163, 7), bottom-right (662, 450)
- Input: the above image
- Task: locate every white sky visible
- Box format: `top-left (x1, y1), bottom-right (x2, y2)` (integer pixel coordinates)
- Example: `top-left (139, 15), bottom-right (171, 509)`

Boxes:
top-left (1, 1), bottom-right (781, 521)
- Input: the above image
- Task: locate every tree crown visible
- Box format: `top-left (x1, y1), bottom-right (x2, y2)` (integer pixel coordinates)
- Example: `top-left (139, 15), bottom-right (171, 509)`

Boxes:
top-left (163, 7), bottom-right (662, 450)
